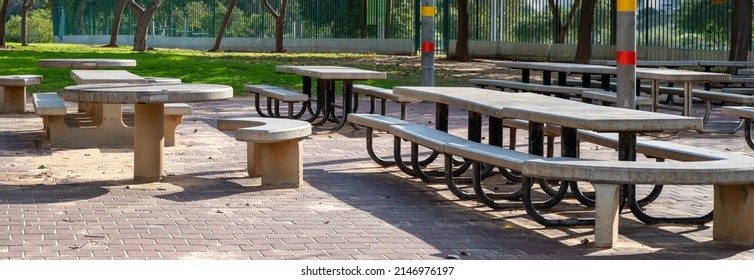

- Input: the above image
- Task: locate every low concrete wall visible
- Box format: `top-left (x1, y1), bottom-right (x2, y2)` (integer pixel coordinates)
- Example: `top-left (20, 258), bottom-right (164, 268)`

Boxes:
top-left (55, 35), bottom-right (415, 55)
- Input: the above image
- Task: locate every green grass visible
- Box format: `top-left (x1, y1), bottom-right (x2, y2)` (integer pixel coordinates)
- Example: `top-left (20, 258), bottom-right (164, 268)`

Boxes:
top-left (1, 43), bottom-right (468, 96)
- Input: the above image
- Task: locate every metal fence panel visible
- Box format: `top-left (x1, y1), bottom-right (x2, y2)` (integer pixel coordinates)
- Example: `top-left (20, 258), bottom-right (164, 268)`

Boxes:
top-left (52, 0), bottom-right (752, 52)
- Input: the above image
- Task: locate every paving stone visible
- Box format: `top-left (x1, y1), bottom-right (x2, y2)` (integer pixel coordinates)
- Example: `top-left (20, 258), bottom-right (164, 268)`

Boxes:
top-left (1, 94), bottom-right (753, 260)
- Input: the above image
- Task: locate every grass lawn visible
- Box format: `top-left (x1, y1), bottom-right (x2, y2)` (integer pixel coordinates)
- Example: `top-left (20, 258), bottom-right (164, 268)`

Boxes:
top-left (0, 43), bottom-right (469, 96)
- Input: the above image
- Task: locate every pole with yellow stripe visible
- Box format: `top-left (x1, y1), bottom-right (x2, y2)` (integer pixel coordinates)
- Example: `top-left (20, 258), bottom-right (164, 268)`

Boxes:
top-left (612, 1), bottom-right (638, 239)
top-left (420, 0), bottom-right (435, 86)
top-left (616, 0), bottom-right (636, 110)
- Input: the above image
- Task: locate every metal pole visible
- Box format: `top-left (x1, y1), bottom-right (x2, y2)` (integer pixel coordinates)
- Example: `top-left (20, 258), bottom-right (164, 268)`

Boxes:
top-left (421, 0), bottom-right (435, 86)
top-left (616, 0), bottom-right (636, 110)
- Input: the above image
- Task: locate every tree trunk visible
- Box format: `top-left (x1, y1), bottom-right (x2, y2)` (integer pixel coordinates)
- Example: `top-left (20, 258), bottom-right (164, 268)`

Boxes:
top-left (0, 0), bottom-right (10, 47)
top-left (127, 0), bottom-right (164, 52)
top-left (547, 0), bottom-right (561, 43)
top-left (105, 0), bottom-right (132, 47)
top-left (263, 0), bottom-right (288, 53)
top-left (574, 0), bottom-right (596, 64)
top-left (210, 0), bottom-right (238, 52)
top-left (20, 0), bottom-right (34, 46)
top-left (75, 0), bottom-right (86, 35)
top-left (548, 0), bottom-right (580, 44)
top-left (452, 0), bottom-right (469, 61)
top-left (360, 0), bottom-right (366, 38)
top-left (728, 0), bottom-right (752, 74)
top-left (384, 0), bottom-right (392, 39)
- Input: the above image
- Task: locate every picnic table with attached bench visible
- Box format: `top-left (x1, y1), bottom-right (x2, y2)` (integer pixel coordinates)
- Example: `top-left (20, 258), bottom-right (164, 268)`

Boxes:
top-left (348, 86), bottom-right (754, 248)
top-left (274, 65), bottom-right (386, 130)
top-left (34, 70), bottom-right (192, 147)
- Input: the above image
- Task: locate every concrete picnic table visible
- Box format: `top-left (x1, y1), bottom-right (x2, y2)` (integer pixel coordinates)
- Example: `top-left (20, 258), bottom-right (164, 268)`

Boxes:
top-left (0, 75), bottom-right (42, 114)
top-left (392, 86), bottom-right (703, 225)
top-left (275, 65), bottom-right (386, 130)
top-left (60, 83), bottom-right (233, 182)
top-left (62, 70), bottom-right (149, 146)
top-left (496, 61), bottom-right (731, 117)
top-left (38, 58), bottom-right (138, 115)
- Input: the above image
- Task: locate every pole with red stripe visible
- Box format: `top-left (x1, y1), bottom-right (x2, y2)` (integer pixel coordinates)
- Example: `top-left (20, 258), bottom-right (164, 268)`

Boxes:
top-left (616, 0), bottom-right (636, 110)
top-left (420, 0), bottom-right (435, 86)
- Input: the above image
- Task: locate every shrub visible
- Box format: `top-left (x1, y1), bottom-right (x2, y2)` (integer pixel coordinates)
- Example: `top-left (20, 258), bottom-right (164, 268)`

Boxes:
top-left (6, 9), bottom-right (54, 44)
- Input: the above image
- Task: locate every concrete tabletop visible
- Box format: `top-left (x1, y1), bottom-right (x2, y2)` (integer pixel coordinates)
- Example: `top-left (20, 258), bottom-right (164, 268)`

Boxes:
top-left (590, 60), bottom-right (699, 68)
top-left (37, 58), bottom-right (137, 69)
top-left (60, 83), bottom-right (233, 104)
top-left (393, 86), bottom-right (702, 132)
top-left (70, 70), bottom-right (147, 85)
top-left (635, 68), bottom-right (731, 83)
top-left (276, 65), bottom-right (386, 80)
top-left (0, 74), bottom-right (43, 86)
top-left (496, 61), bottom-right (731, 83)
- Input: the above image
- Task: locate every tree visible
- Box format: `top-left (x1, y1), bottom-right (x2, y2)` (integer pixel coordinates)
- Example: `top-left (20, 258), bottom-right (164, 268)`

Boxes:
top-left (573, 0), bottom-right (596, 63)
top-left (263, 0), bottom-right (288, 52)
top-left (20, 0), bottom-right (34, 46)
top-left (384, 0), bottom-right (392, 39)
top-left (127, 0), bottom-right (164, 51)
top-left (105, 0), bottom-right (132, 47)
top-left (210, 0), bottom-right (238, 52)
top-left (728, 0), bottom-right (752, 74)
top-left (547, 0), bottom-right (581, 43)
top-left (0, 0), bottom-right (9, 48)
top-left (74, 0), bottom-right (85, 35)
top-left (451, 0), bottom-right (469, 61)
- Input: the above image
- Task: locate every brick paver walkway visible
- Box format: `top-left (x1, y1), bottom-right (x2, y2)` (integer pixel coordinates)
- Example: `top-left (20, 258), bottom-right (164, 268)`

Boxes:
top-left (1, 95), bottom-right (753, 260)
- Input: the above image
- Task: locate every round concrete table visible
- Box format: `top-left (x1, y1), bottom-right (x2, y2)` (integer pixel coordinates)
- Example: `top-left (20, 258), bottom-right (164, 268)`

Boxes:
top-left (60, 83), bottom-right (233, 182)
top-left (0, 75), bottom-right (42, 114)
top-left (37, 58), bottom-right (137, 70)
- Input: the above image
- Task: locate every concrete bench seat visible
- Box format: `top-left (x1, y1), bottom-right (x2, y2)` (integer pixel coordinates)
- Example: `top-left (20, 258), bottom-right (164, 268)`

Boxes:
top-left (353, 84), bottom-right (420, 119)
top-left (163, 103), bottom-right (193, 146)
top-left (217, 117), bottom-right (312, 188)
top-left (574, 130), bottom-right (740, 162)
top-left (32, 92), bottom-right (191, 147)
top-left (721, 106), bottom-right (754, 150)
top-left (522, 157), bottom-right (754, 248)
top-left (145, 77), bottom-right (182, 84)
top-left (1, 74), bottom-right (43, 114)
top-left (244, 84), bottom-right (309, 118)
top-left (707, 76), bottom-right (754, 88)
top-left (581, 90), bottom-right (653, 107)
top-left (347, 114), bottom-right (558, 166)
top-left (349, 113), bottom-right (544, 208)
top-left (468, 78), bottom-right (587, 99)
top-left (720, 87), bottom-right (754, 95)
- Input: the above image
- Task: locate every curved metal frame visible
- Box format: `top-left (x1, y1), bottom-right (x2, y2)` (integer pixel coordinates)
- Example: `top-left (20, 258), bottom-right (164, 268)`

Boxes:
top-left (627, 184), bottom-right (713, 225)
top-left (521, 176), bottom-right (595, 227)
